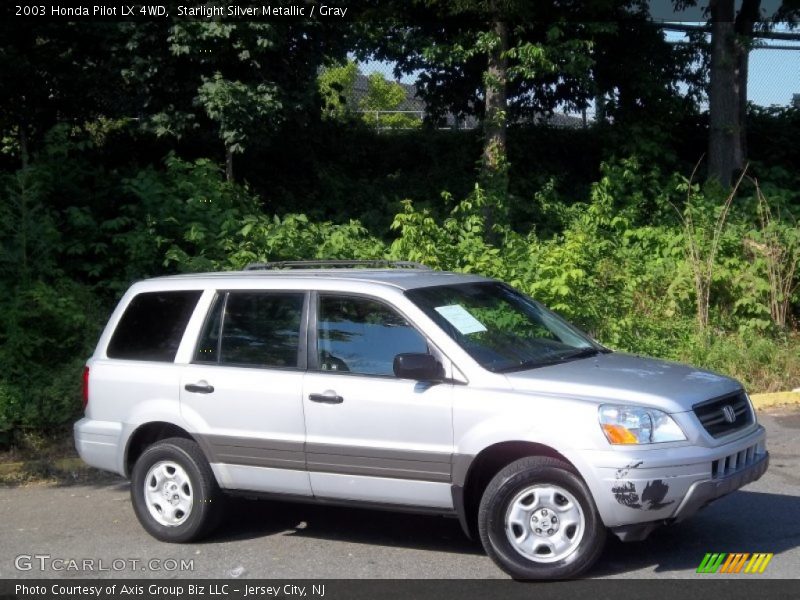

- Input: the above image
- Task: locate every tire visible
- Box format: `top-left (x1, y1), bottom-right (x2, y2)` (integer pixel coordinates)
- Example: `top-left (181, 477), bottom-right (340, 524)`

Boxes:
top-left (130, 437), bottom-right (223, 543)
top-left (478, 456), bottom-right (606, 580)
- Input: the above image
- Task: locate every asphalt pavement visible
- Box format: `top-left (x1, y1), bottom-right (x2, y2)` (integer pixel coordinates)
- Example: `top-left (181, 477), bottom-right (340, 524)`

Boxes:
top-left (1, 408), bottom-right (798, 580)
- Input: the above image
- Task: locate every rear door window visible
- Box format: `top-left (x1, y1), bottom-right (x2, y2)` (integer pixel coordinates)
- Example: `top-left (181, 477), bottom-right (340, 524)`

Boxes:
top-left (194, 291), bottom-right (305, 369)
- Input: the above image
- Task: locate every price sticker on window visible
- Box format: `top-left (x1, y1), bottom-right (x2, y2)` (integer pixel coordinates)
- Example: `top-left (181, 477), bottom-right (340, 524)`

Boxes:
top-left (435, 304), bottom-right (487, 335)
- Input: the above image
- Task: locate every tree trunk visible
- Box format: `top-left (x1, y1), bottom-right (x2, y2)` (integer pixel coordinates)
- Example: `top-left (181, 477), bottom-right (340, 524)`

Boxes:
top-left (482, 20), bottom-right (508, 181)
top-left (708, 0), bottom-right (743, 187)
top-left (480, 19), bottom-right (509, 244)
top-left (735, 0), bottom-right (761, 161)
top-left (225, 147), bottom-right (234, 183)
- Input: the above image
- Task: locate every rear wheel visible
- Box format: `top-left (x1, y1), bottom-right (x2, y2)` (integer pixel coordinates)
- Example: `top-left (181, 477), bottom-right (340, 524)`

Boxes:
top-left (131, 437), bottom-right (222, 542)
top-left (478, 456), bottom-right (606, 579)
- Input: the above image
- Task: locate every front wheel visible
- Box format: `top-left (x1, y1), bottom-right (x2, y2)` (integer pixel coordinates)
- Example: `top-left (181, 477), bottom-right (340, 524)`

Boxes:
top-left (478, 456), bottom-right (606, 579)
top-left (130, 437), bottom-right (222, 543)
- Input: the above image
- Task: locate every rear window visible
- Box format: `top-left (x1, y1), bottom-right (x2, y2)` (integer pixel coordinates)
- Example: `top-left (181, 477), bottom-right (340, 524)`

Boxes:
top-left (107, 291), bottom-right (202, 362)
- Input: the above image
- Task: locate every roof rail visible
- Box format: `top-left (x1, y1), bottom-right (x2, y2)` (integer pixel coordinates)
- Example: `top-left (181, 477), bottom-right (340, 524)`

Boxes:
top-left (243, 260), bottom-right (432, 271)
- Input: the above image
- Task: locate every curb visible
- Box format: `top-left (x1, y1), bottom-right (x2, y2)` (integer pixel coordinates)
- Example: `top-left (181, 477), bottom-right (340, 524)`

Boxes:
top-left (750, 391), bottom-right (800, 410)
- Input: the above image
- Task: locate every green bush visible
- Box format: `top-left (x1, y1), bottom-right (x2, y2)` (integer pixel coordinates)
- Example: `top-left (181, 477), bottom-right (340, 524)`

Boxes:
top-left (674, 332), bottom-right (800, 394)
top-left (387, 160), bottom-right (799, 393)
top-left (0, 279), bottom-right (103, 438)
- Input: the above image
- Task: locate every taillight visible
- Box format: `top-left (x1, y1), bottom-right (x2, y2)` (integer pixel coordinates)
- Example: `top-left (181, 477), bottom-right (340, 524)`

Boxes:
top-left (82, 366), bottom-right (90, 411)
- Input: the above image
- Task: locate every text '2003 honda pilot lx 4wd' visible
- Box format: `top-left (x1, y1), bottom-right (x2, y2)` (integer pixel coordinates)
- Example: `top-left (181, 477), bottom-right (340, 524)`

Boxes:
top-left (75, 261), bottom-right (768, 579)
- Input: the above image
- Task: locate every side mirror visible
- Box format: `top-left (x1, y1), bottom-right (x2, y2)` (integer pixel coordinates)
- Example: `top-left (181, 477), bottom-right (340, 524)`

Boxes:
top-left (393, 353), bottom-right (444, 381)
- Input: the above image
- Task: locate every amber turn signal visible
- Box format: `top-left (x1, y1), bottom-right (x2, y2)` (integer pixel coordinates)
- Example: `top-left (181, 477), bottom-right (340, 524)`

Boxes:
top-left (601, 424), bottom-right (638, 444)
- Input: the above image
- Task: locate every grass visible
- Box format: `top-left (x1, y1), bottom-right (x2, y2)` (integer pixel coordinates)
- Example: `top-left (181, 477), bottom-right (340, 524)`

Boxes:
top-left (0, 428), bottom-right (119, 486)
top-left (673, 331), bottom-right (800, 393)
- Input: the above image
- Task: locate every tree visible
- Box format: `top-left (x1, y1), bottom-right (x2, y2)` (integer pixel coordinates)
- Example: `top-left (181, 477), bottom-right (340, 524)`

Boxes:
top-left (673, 0), bottom-right (797, 185)
top-left (734, 0), bottom-right (762, 160)
top-left (318, 61), bottom-right (359, 120)
top-left (361, 1), bottom-right (624, 200)
top-left (196, 73), bottom-right (279, 181)
top-left (0, 22), bottom-right (125, 167)
top-left (120, 20), bottom-right (350, 180)
top-left (591, 18), bottom-right (705, 159)
top-left (360, 72), bottom-right (422, 129)
top-left (482, 19), bottom-right (508, 181)
top-left (707, 0), bottom-right (744, 187)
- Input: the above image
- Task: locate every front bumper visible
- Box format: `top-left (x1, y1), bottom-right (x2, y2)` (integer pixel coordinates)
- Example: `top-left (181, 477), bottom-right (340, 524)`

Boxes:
top-left (610, 449), bottom-right (768, 541)
top-left (671, 450), bottom-right (769, 521)
top-left (572, 424), bottom-right (768, 533)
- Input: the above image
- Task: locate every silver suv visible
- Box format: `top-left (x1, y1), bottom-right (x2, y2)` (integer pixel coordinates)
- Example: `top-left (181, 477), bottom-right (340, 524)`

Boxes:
top-left (75, 261), bottom-right (768, 579)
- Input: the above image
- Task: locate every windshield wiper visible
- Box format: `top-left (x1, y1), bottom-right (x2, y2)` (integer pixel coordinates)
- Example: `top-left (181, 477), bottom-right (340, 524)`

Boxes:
top-left (495, 347), bottom-right (602, 373)
top-left (558, 347), bottom-right (601, 361)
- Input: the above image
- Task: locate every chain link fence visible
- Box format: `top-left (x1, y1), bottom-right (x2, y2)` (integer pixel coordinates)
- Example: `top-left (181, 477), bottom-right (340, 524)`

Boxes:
top-left (748, 46), bottom-right (800, 108)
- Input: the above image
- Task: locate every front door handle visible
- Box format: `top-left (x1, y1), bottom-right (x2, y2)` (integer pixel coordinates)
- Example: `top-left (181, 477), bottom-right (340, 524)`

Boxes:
top-left (185, 382), bottom-right (215, 394)
top-left (309, 391), bottom-right (344, 404)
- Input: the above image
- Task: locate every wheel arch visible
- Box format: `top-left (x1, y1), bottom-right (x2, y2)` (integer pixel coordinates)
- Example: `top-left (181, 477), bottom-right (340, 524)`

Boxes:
top-left (453, 441), bottom-right (578, 540)
top-left (124, 422), bottom-right (199, 477)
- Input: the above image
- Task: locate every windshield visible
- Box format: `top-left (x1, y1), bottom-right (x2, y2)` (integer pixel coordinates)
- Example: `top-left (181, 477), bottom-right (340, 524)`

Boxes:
top-left (406, 282), bottom-right (606, 373)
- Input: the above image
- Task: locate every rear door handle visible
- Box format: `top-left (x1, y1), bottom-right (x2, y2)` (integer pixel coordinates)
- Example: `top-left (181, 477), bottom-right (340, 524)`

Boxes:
top-left (185, 382), bottom-right (214, 394)
top-left (309, 391), bottom-right (343, 404)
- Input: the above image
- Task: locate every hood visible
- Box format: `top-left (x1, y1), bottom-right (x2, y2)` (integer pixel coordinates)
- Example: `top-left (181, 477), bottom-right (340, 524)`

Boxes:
top-left (504, 351), bottom-right (742, 413)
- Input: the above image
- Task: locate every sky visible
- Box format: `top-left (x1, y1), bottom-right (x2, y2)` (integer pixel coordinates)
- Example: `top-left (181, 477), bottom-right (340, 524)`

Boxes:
top-left (740, 47), bottom-right (799, 107)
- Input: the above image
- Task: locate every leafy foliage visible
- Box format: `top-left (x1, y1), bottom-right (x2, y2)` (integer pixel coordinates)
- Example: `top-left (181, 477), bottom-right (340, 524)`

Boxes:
top-left (318, 61), bottom-right (422, 130)
top-left (318, 61), bottom-right (359, 120)
top-left (196, 73), bottom-right (280, 156)
top-left (360, 73), bottom-right (422, 130)
top-left (388, 159), bottom-right (799, 390)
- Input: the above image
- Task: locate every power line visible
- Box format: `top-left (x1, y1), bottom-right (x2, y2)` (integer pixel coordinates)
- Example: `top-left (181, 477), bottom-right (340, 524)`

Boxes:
top-left (658, 22), bottom-right (800, 41)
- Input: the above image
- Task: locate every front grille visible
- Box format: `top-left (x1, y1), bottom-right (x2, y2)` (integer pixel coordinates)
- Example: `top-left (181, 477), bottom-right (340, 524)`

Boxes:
top-left (693, 390), bottom-right (753, 438)
top-left (711, 443), bottom-right (762, 478)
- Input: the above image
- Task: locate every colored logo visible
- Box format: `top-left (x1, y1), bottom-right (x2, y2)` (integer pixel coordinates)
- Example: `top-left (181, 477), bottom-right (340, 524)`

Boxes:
top-left (697, 552), bottom-right (773, 574)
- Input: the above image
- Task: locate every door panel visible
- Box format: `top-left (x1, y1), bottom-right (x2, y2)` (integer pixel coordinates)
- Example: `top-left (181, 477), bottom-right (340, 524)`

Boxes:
top-left (182, 365), bottom-right (306, 463)
top-left (180, 290), bottom-right (311, 495)
top-left (303, 293), bottom-right (454, 507)
top-left (303, 373), bottom-right (454, 506)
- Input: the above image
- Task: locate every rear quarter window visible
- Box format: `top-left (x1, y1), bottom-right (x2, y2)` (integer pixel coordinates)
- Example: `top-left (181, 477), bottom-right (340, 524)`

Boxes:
top-left (106, 290), bottom-right (202, 362)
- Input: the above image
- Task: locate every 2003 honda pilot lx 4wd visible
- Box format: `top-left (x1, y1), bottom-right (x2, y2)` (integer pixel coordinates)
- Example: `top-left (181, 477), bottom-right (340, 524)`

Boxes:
top-left (75, 260), bottom-right (768, 579)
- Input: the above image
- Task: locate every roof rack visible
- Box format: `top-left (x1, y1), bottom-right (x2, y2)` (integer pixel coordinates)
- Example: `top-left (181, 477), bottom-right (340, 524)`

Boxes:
top-left (243, 260), bottom-right (432, 271)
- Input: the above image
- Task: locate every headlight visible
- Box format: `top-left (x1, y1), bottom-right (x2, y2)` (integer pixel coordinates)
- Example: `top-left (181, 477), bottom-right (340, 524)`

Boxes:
top-left (599, 405), bottom-right (686, 444)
